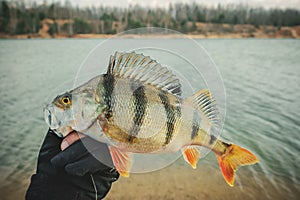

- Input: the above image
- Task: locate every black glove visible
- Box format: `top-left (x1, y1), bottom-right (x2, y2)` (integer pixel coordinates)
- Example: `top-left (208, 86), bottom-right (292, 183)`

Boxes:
top-left (26, 129), bottom-right (119, 200)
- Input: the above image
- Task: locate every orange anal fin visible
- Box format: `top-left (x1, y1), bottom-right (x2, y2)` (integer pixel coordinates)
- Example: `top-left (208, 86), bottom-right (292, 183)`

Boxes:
top-left (109, 146), bottom-right (132, 177)
top-left (182, 147), bottom-right (200, 169)
top-left (216, 144), bottom-right (259, 187)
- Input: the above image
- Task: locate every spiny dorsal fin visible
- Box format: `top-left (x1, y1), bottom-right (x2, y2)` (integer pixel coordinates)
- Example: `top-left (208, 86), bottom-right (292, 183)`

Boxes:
top-left (107, 51), bottom-right (182, 96)
top-left (186, 89), bottom-right (220, 126)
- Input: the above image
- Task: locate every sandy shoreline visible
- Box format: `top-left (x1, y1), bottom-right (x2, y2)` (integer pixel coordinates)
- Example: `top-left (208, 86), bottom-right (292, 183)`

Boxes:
top-left (106, 158), bottom-right (299, 200)
top-left (1, 156), bottom-right (299, 200)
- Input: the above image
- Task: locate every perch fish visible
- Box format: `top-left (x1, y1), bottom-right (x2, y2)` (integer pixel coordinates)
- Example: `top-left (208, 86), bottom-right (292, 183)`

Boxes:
top-left (44, 51), bottom-right (258, 186)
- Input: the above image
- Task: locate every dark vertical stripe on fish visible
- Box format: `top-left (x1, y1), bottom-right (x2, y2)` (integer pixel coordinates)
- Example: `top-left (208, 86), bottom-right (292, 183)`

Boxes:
top-left (81, 110), bottom-right (85, 119)
top-left (103, 74), bottom-right (115, 120)
top-left (191, 111), bottom-right (200, 140)
top-left (128, 85), bottom-right (147, 142)
top-left (158, 91), bottom-right (176, 145)
top-left (209, 135), bottom-right (217, 145)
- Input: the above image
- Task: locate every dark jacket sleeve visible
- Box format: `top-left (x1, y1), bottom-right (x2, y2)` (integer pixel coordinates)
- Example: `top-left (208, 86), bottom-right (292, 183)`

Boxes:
top-left (26, 129), bottom-right (119, 200)
top-left (26, 171), bottom-right (118, 200)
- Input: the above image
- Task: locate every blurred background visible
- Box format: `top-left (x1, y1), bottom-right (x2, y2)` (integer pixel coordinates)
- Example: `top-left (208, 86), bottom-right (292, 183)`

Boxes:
top-left (0, 0), bottom-right (299, 38)
top-left (0, 1), bottom-right (299, 200)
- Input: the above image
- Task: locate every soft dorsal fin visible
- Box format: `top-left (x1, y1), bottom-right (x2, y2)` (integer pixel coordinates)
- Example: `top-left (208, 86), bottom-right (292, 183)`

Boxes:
top-left (185, 89), bottom-right (220, 126)
top-left (107, 51), bottom-right (182, 96)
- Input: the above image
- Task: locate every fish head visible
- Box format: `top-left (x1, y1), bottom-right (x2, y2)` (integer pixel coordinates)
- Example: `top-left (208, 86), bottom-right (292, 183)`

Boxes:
top-left (44, 76), bottom-right (106, 137)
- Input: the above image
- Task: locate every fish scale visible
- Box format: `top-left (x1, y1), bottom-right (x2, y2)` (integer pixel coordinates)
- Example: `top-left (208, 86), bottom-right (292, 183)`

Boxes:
top-left (110, 78), bottom-right (180, 150)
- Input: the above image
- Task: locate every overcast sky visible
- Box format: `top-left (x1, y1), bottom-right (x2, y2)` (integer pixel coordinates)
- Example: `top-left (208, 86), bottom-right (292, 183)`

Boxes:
top-left (15, 0), bottom-right (300, 9)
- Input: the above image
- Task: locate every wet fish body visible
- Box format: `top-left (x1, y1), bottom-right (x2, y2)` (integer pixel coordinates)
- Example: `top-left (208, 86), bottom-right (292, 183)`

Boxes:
top-left (44, 51), bottom-right (258, 186)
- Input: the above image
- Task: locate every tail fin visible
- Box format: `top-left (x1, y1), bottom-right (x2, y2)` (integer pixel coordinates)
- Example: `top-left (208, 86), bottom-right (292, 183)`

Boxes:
top-left (216, 144), bottom-right (258, 187)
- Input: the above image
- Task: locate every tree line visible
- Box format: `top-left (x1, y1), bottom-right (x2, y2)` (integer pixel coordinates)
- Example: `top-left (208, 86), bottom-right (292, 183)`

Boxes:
top-left (0, 1), bottom-right (299, 36)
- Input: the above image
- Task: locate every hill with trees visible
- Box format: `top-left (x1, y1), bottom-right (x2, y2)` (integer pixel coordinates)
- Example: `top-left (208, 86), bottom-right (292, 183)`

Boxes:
top-left (0, 1), bottom-right (299, 38)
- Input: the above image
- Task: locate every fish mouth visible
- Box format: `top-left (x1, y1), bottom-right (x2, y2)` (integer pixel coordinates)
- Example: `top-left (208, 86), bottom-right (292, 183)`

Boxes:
top-left (44, 104), bottom-right (98, 138)
top-left (44, 105), bottom-right (59, 130)
top-left (44, 104), bottom-right (76, 137)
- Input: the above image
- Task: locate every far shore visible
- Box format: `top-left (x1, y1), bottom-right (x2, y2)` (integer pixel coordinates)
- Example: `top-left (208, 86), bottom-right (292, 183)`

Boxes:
top-left (1, 31), bottom-right (299, 39)
top-left (1, 20), bottom-right (299, 39)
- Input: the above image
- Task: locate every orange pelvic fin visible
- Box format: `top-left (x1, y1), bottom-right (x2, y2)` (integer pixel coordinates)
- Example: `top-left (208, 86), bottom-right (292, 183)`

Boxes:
top-left (182, 146), bottom-right (200, 169)
top-left (109, 146), bottom-right (132, 177)
top-left (216, 144), bottom-right (259, 187)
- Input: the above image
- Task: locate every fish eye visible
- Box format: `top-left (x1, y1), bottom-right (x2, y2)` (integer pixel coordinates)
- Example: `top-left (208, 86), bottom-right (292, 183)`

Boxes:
top-left (61, 96), bottom-right (71, 105)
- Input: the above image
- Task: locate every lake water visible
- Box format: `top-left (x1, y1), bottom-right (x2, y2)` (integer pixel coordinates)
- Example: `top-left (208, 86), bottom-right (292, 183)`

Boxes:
top-left (0, 39), bottom-right (299, 199)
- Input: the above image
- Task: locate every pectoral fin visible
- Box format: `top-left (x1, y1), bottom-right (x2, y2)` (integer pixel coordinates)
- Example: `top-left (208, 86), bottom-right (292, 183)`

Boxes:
top-left (182, 146), bottom-right (200, 169)
top-left (109, 146), bottom-right (132, 177)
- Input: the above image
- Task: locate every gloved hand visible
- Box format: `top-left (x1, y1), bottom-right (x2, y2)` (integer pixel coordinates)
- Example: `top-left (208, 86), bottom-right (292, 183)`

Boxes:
top-left (26, 129), bottom-right (119, 200)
